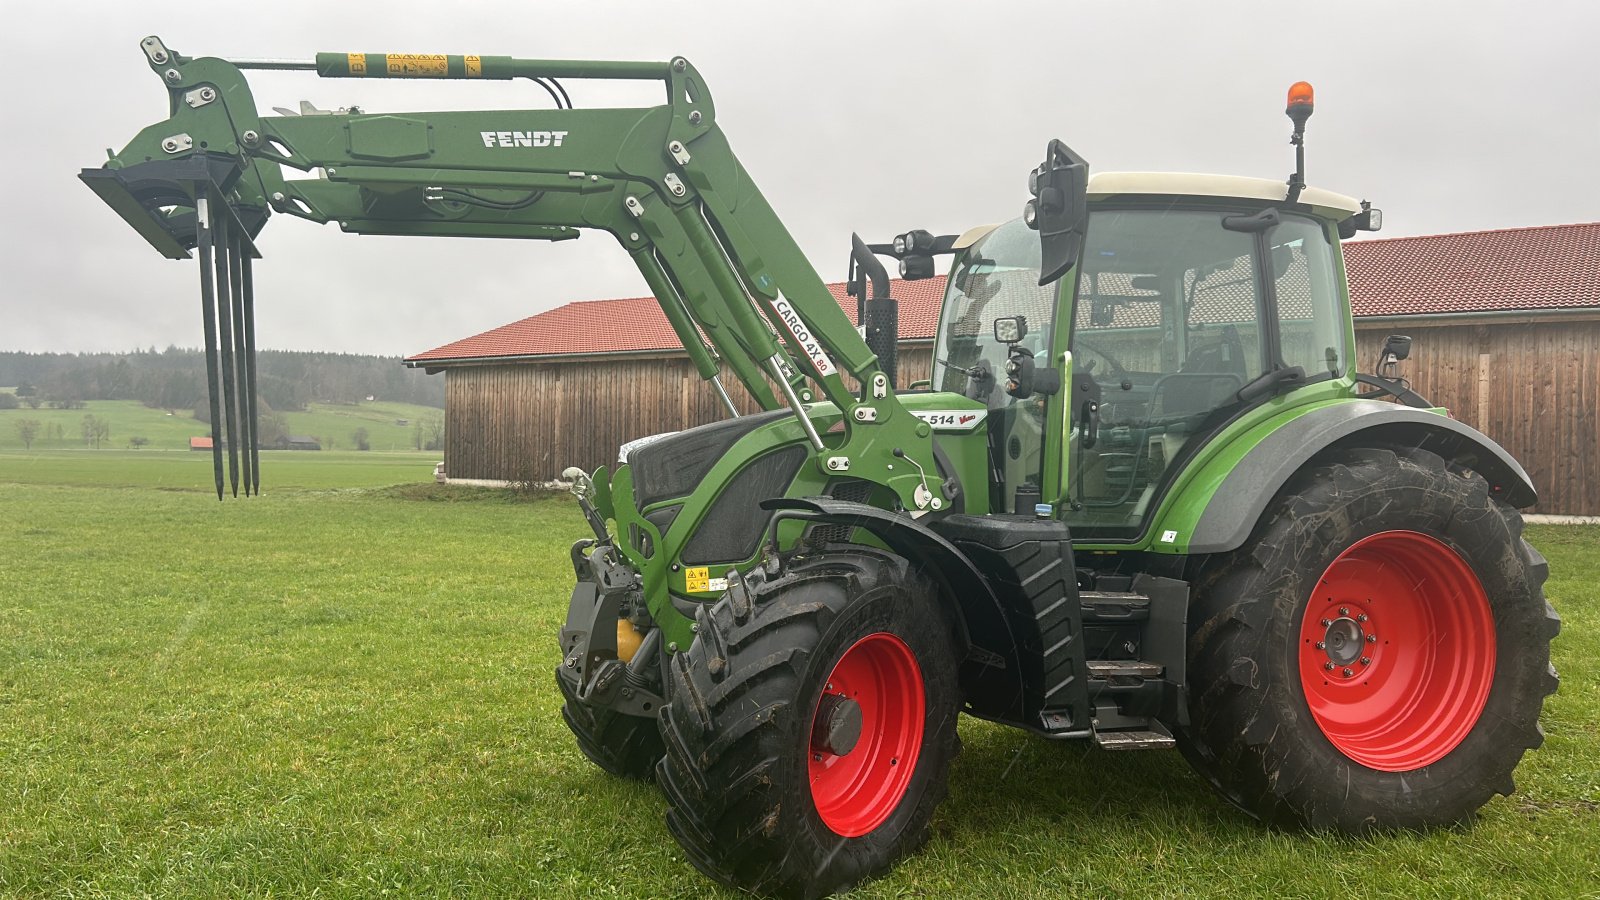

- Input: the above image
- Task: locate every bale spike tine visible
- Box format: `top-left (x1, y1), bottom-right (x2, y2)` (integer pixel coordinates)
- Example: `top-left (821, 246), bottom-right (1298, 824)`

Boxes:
top-left (238, 245), bottom-right (260, 493)
top-left (227, 230), bottom-right (253, 495)
top-left (241, 244), bottom-right (261, 495)
top-left (195, 192), bottom-right (225, 501)
top-left (212, 207), bottom-right (242, 498)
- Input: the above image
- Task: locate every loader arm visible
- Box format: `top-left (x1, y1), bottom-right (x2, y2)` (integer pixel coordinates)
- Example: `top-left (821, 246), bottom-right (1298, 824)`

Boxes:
top-left (84, 38), bottom-right (949, 512)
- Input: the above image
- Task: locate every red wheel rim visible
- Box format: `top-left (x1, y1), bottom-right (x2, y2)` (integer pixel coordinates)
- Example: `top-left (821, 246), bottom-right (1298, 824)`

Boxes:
top-left (1299, 530), bottom-right (1496, 771)
top-left (807, 632), bottom-right (925, 837)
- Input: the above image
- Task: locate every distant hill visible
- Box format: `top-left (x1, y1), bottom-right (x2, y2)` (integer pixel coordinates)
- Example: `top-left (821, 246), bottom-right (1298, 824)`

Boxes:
top-left (0, 398), bottom-right (444, 452)
top-left (0, 348), bottom-right (443, 412)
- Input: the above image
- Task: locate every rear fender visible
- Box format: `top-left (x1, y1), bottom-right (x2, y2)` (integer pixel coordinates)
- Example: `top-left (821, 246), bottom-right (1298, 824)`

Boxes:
top-left (1182, 400), bottom-right (1536, 555)
top-left (761, 497), bottom-right (1026, 719)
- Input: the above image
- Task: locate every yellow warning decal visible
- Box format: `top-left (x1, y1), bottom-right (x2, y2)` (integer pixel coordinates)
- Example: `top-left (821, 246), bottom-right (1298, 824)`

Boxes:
top-left (386, 53), bottom-right (449, 77)
top-left (684, 567), bottom-right (710, 593)
top-left (465, 55), bottom-right (482, 77)
top-left (347, 53), bottom-right (367, 76)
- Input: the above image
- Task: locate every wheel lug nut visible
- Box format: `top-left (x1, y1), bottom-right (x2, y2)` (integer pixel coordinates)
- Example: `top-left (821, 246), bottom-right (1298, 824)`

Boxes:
top-left (1338, 607), bottom-right (1349, 616)
top-left (1315, 641), bottom-right (1326, 650)
top-left (1320, 618), bottom-right (1331, 627)
top-left (1356, 613), bottom-right (1368, 623)
top-left (1360, 657), bottom-right (1371, 665)
top-left (1366, 634), bottom-right (1378, 643)
top-left (1342, 667), bottom-right (1354, 676)
top-left (1323, 662), bottom-right (1335, 671)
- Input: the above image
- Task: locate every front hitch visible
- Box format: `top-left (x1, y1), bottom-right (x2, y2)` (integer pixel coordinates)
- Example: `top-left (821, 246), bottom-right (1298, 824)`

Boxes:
top-left (558, 541), bottom-right (664, 718)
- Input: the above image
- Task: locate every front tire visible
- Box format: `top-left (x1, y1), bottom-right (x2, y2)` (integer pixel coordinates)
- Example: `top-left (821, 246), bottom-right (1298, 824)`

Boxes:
top-left (555, 667), bottom-right (665, 780)
top-left (657, 550), bottom-right (959, 898)
top-left (1179, 446), bottom-right (1559, 830)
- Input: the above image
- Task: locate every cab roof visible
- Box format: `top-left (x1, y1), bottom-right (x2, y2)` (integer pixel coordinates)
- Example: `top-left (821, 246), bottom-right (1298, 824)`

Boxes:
top-left (950, 172), bottom-right (1364, 250)
top-left (1088, 171), bottom-right (1363, 219)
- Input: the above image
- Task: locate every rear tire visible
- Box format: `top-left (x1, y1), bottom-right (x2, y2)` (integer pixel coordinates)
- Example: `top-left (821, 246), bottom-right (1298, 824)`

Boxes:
top-left (657, 550), bottom-right (959, 898)
top-left (1178, 446), bottom-right (1559, 830)
top-left (555, 667), bottom-right (665, 780)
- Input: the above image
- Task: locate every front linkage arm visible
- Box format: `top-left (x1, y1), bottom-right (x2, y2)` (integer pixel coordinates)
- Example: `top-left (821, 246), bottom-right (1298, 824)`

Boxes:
top-left (84, 37), bottom-right (949, 514)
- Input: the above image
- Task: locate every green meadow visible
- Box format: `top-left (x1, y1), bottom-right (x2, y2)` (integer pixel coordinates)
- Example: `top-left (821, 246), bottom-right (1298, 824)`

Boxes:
top-left (0, 399), bottom-right (442, 452)
top-left (1, 450), bottom-right (1596, 898)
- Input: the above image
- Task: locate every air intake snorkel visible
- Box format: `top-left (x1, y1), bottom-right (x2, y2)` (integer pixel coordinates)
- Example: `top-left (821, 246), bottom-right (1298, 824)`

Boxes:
top-left (849, 233), bottom-right (897, 388)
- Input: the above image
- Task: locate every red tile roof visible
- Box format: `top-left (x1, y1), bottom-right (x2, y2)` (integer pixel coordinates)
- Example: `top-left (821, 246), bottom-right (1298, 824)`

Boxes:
top-left (408, 279), bottom-right (948, 363)
top-left (408, 222), bottom-right (1600, 364)
top-left (1343, 222), bottom-right (1600, 316)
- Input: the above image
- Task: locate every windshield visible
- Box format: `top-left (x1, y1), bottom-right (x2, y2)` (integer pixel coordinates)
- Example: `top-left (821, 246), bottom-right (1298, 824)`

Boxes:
top-left (933, 218), bottom-right (1059, 513)
top-left (933, 218), bottom-right (1055, 403)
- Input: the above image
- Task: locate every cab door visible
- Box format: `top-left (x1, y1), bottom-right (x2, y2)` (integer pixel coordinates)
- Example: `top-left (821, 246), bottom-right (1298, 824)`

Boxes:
top-left (1059, 205), bottom-right (1349, 541)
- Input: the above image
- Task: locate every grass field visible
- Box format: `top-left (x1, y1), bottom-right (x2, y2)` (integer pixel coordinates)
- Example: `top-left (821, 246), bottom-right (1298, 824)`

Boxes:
top-left (0, 450), bottom-right (438, 492)
top-left (0, 399), bottom-right (443, 452)
top-left (2, 451), bottom-right (1596, 898)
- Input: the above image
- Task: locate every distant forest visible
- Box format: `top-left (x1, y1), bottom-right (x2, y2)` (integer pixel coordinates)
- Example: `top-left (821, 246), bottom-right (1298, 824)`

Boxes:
top-left (0, 348), bottom-right (443, 412)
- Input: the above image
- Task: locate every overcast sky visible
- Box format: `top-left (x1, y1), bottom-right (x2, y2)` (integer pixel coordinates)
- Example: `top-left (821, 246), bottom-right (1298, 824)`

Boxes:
top-left (4, 1), bottom-right (1596, 357)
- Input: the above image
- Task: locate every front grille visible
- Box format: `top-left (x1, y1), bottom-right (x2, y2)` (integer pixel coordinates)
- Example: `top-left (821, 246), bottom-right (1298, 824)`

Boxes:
top-left (679, 446), bottom-right (807, 565)
top-left (630, 410), bottom-right (788, 507)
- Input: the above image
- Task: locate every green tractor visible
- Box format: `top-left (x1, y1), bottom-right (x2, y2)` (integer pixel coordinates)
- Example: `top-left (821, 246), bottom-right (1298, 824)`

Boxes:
top-left (86, 42), bottom-right (1557, 898)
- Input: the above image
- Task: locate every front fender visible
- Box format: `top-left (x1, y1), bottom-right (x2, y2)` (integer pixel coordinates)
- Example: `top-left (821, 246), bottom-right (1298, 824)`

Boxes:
top-left (1171, 400), bottom-right (1536, 555)
top-left (761, 497), bottom-right (1027, 720)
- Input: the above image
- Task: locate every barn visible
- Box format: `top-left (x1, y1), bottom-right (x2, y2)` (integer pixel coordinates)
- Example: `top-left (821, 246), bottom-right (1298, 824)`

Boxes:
top-left (405, 222), bottom-right (1600, 515)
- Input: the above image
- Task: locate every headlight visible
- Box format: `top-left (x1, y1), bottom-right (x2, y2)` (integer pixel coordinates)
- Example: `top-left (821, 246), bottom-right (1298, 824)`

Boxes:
top-left (898, 255), bottom-right (935, 279)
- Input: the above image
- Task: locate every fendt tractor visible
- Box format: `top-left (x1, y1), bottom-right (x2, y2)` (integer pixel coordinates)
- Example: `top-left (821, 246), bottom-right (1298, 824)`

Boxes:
top-left (85, 39), bottom-right (1558, 898)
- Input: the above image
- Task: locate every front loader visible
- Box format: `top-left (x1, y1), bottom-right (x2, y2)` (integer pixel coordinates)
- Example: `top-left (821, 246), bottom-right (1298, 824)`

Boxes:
top-left (85, 41), bottom-right (1559, 899)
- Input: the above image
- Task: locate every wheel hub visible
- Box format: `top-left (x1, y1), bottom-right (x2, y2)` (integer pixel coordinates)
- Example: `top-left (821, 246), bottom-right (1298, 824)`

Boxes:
top-left (1298, 530), bottom-right (1496, 772)
top-left (1321, 616), bottom-right (1368, 668)
top-left (811, 693), bottom-right (863, 757)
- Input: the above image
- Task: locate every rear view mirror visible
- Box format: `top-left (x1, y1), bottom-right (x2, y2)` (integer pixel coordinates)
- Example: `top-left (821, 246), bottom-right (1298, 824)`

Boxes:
top-left (1024, 139), bottom-right (1090, 286)
top-left (1381, 334), bottom-right (1412, 362)
top-left (1375, 333), bottom-right (1412, 380)
top-left (1272, 244), bottom-right (1295, 278)
top-left (954, 260), bottom-right (1001, 301)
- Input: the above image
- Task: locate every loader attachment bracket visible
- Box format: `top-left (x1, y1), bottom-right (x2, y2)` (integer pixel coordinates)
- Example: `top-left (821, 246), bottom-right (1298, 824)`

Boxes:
top-left (79, 153), bottom-right (266, 260)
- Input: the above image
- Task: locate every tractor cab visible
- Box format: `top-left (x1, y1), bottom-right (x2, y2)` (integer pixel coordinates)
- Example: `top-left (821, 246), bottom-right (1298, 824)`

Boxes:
top-left (931, 173), bottom-right (1364, 535)
top-left (1066, 173), bottom-right (1361, 539)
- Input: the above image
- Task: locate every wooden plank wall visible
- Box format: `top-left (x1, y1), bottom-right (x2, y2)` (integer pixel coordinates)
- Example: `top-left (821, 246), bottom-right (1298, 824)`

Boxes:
top-left (443, 347), bottom-right (935, 482)
top-left (442, 326), bottom-right (1596, 515)
top-left (1354, 319), bottom-right (1600, 516)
